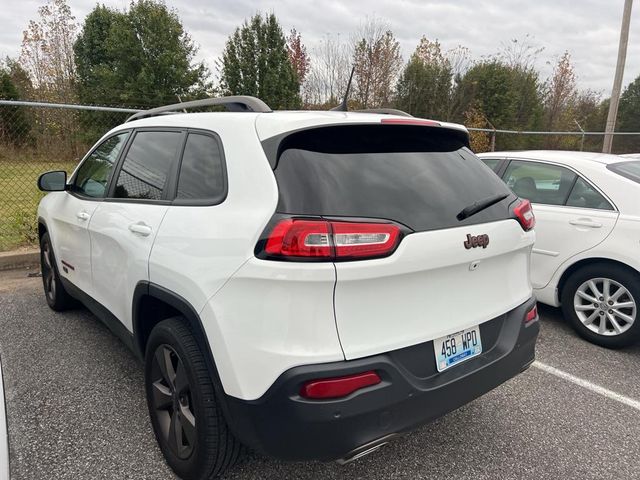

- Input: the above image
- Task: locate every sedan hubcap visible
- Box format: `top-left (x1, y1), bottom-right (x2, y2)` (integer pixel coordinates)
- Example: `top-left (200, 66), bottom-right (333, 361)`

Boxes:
top-left (150, 345), bottom-right (196, 459)
top-left (574, 277), bottom-right (636, 336)
top-left (41, 242), bottom-right (56, 301)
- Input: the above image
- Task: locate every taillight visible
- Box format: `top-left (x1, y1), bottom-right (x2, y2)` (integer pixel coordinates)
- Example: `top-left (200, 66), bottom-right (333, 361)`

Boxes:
top-left (300, 371), bottom-right (381, 399)
top-left (513, 199), bottom-right (535, 231)
top-left (260, 218), bottom-right (402, 261)
top-left (264, 219), bottom-right (331, 258)
top-left (525, 304), bottom-right (538, 324)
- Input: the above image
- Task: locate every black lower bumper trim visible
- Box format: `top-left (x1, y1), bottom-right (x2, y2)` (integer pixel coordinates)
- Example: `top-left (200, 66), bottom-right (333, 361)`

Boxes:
top-left (224, 297), bottom-right (539, 461)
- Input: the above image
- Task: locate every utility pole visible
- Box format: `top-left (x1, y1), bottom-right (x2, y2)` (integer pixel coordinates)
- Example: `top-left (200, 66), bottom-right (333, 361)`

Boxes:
top-left (603, 0), bottom-right (634, 153)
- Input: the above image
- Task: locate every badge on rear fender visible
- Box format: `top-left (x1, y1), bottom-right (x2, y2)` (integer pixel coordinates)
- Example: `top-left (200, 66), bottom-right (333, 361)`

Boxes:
top-left (464, 234), bottom-right (489, 249)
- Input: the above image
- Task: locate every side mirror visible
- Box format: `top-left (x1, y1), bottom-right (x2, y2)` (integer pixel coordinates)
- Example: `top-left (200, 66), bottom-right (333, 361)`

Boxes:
top-left (38, 171), bottom-right (67, 192)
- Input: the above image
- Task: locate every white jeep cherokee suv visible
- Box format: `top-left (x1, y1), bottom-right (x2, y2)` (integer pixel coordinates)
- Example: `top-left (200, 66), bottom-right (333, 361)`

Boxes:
top-left (37, 97), bottom-right (539, 479)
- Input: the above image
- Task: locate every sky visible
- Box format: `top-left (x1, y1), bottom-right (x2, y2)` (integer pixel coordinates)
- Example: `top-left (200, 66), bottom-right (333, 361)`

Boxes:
top-left (0, 0), bottom-right (639, 95)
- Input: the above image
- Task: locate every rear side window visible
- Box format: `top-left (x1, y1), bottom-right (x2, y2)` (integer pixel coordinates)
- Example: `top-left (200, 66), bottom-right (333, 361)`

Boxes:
top-left (176, 133), bottom-right (225, 202)
top-left (566, 177), bottom-right (613, 210)
top-left (113, 131), bottom-right (182, 200)
top-left (273, 125), bottom-right (514, 232)
top-left (503, 160), bottom-right (576, 205)
top-left (608, 161), bottom-right (640, 184)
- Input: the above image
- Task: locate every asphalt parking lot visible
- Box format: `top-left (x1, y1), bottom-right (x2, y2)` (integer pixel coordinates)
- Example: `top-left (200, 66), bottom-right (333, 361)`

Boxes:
top-left (1, 267), bottom-right (639, 480)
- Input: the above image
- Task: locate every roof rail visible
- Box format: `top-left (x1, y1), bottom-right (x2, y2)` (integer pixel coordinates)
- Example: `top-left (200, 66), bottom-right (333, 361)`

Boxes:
top-left (354, 108), bottom-right (413, 118)
top-left (125, 95), bottom-right (272, 122)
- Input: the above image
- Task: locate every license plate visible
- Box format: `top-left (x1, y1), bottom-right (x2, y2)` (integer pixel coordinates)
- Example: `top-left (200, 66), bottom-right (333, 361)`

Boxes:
top-left (433, 326), bottom-right (482, 372)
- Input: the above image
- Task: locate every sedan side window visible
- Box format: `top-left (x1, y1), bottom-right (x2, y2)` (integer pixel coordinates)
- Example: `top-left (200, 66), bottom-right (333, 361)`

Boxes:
top-left (72, 132), bottom-right (129, 198)
top-left (566, 177), bottom-right (613, 210)
top-left (503, 160), bottom-right (576, 205)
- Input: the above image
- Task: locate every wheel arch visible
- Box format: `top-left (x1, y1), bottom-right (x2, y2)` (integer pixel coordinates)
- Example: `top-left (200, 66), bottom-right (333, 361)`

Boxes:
top-left (132, 282), bottom-right (238, 429)
top-left (37, 217), bottom-right (48, 240)
top-left (557, 257), bottom-right (640, 303)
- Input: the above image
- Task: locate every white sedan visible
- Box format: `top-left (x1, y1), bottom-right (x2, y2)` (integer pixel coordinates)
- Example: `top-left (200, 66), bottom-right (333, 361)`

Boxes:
top-left (478, 150), bottom-right (640, 348)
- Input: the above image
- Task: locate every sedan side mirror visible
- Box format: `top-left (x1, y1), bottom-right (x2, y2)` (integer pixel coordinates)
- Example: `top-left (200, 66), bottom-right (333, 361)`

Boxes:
top-left (38, 170), bottom-right (68, 192)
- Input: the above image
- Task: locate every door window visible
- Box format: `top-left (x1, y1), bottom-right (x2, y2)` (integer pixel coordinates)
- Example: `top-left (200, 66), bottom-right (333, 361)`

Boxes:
top-left (566, 177), bottom-right (613, 210)
top-left (503, 160), bottom-right (576, 205)
top-left (72, 132), bottom-right (129, 198)
top-left (113, 131), bottom-right (182, 200)
top-left (176, 133), bottom-right (226, 202)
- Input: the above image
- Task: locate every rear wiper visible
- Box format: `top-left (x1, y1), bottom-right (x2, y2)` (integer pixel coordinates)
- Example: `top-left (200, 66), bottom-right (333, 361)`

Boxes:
top-left (456, 193), bottom-right (509, 221)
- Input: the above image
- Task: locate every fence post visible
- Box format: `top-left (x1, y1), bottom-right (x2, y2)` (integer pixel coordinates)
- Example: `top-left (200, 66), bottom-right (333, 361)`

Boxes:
top-left (490, 129), bottom-right (496, 152)
top-left (574, 119), bottom-right (585, 151)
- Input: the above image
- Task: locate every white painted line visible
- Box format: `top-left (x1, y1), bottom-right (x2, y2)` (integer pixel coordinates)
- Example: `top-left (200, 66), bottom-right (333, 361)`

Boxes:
top-left (0, 356), bottom-right (9, 480)
top-left (533, 361), bottom-right (640, 413)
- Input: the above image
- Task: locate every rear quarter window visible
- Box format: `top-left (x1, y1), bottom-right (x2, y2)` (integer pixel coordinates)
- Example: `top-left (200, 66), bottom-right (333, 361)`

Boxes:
top-left (608, 161), bottom-right (640, 184)
top-left (271, 125), bottom-right (515, 232)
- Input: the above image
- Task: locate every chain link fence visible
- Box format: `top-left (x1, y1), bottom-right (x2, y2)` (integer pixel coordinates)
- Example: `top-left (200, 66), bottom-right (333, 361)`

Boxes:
top-left (1, 99), bottom-right (639, 252)
top-left (0, 100), bottom-right (138, 251)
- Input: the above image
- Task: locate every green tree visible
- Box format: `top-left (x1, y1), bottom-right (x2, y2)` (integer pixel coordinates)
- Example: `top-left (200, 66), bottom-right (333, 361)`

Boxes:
top-left (219, 13), bottom-right (301, 109)
top-left (615, 75), bottom-right (640, 153)
top-left (395, 38), bottom-right (453, 120)
top-left (75, 0), bottom-right (208, 107)
top-left (455, 60), bottom-right (543, 149)
top-left (74, 0), bottom-right (209, 140)
top-left (0, 67), bottom-right (31, 145)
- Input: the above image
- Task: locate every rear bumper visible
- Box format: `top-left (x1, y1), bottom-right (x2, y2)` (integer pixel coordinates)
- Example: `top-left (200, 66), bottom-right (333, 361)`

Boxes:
top-left (224, 296), bottom-right (539, 461)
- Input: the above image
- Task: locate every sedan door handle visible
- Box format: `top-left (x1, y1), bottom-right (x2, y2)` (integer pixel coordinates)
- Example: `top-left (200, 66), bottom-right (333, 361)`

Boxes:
top-left (128, 222), bottom-right (152, 237)
top-left (76, 211), bottom-right (90, 221)
top-left (569, 219), bottom-right (603, 228)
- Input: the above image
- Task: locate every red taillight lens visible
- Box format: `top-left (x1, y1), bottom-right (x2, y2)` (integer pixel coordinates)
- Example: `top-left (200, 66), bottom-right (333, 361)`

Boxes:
top-left (300, 371), bottom-right (381, 399)
top-left (262, 219), bottom-right (401, 261)
top-left (513, 199), bottom-right (535, 231)
top-left (525, 304), bottom-right (538, 324)
top-left (264, 219), bottom-right (331, 258)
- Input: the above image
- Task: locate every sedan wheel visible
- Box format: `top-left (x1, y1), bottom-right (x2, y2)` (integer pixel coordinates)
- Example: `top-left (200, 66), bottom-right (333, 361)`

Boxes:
top-left (574, 278), bottom-right (636, 336)
top-left (562, 263), bottom-right (640, 348)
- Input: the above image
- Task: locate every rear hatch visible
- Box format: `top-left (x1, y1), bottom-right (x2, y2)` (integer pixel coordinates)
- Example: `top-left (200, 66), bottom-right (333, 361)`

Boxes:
top-left (266, 122), bottom-right (534, 360)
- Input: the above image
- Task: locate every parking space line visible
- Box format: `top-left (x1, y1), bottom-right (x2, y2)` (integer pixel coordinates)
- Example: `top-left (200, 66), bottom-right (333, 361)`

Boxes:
top-left (533, 361), bottom-right (640, 412)
top-left (0, 356), bottom-right (9, 480)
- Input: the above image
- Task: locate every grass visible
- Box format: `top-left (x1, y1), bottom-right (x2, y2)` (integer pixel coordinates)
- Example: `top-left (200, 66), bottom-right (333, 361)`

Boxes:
top-left (0, 148), bottom-right (77, 251)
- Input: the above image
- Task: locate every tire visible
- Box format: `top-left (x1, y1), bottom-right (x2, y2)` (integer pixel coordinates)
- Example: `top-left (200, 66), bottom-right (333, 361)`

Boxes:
top-left (561, 263), bottom-right (640, 348)
top-left (144, 317), bottom-right (242, 479)
top-left (40, 232), bottom-right (75, 311)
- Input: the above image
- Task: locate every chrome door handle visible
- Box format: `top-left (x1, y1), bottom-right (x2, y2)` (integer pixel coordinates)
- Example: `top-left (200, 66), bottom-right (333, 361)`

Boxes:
top-left (569, 219), bottom-right (602, 228)
top-left (128, 222), bottom-right (152, 237)
top-left (76, 211), bottom-right (90, 221)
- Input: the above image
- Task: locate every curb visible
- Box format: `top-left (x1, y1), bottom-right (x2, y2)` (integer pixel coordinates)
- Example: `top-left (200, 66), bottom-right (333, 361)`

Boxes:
top-left (0, 250), bottom-right (39, 272)
top-left (0, 355), bottom-right (9, 480)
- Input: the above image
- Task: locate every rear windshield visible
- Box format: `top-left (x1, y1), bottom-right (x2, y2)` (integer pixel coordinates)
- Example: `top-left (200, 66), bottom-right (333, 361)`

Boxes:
top-left (273, 125), bottom-right (515, 232)
top-left (608, 161), bottom-right (640, 184)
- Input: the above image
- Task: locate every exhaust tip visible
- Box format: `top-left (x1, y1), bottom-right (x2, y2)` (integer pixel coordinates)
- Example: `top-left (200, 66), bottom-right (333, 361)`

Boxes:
top-left (336, 434), bottom-right (397, 465)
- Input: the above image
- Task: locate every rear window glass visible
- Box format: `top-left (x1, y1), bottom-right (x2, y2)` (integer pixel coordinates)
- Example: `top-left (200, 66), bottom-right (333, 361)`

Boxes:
top-left (273, 125), bottom-right (514, 232)
top-left (113, 131), bottom-right (181, 200)
top-left (608, 161), bottom-right (640, 184)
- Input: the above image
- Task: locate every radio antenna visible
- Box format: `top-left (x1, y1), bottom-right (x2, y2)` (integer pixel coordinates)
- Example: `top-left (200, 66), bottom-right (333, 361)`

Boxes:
top-left (330, 65), bottom-right (356, 112)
